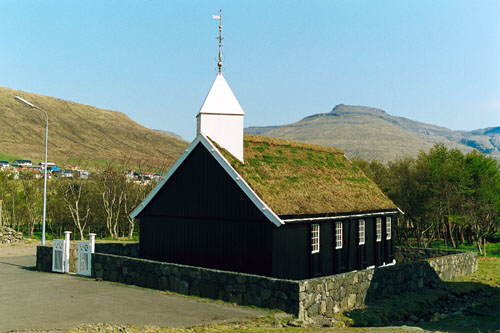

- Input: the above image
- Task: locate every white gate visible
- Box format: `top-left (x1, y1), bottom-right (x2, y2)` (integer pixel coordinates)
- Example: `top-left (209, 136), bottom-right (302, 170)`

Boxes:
top-left (77, 241), bottom-right (91, 276)
top-left (52, 239), bottom-right (65, 273)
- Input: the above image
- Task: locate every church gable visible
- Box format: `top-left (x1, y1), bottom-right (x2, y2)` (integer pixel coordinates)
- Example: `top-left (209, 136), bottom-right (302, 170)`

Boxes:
top-left (139, 141), bottom-right (270, 223)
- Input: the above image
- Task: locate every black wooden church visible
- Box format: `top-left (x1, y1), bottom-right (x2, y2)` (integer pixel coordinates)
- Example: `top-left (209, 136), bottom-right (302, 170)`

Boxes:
top-left (131, 72), bottom-right (401, 280)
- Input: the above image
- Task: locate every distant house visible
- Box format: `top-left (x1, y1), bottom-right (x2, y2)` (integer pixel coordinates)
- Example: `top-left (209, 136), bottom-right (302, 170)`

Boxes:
top-left (38, 162), bottom-right (56, 170)
top-left (78, 170), bottom-right (90, 179)
top-left (12, 160), bottom-right (32, 168)
top-left (37, 168), bottom-right (52, 179)
top-left (131, 73), bottom-right (402, 280)
top-left (0, 161), bottom-right (9, 170)
top-left (62, 170), bottom-right (74, 178)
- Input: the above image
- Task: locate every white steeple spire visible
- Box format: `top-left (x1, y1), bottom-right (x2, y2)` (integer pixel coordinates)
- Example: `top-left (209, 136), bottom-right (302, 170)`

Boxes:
top-left (197, 73), bottom-right (245, 162)
top-left (199, 73), bottom-right (245, 116)
top-left (196, 11), bottom-right (245, 162)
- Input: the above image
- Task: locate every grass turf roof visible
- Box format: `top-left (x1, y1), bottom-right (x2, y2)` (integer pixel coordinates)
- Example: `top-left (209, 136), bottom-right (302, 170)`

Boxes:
top-left (217, 135), bottom-right (397, 216)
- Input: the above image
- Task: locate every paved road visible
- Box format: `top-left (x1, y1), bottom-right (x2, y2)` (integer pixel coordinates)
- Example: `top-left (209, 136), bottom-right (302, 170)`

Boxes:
top-left (0, 255), bottom-right (265, 332)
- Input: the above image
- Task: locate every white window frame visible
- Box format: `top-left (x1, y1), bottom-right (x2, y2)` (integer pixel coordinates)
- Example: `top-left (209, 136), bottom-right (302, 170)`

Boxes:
top-left (386, 217), bottom-right (392, 240)
top-left (376, 217), bottom-right (382, 242)
top-left (335, 221), bottom-right (343, 249)
top-left (358, 219), bottom-right (365, 245)
top-left (311, 224), bottom-right (320, 254)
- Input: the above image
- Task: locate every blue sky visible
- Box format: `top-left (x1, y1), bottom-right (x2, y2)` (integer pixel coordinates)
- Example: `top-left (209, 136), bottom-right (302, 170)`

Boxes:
top-left (1, 1), bottom-right (499, 141)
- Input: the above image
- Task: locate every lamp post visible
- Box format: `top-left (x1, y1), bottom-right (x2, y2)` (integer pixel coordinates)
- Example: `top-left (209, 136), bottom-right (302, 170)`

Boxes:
top-left (14, 96), bottom-right (48, 246)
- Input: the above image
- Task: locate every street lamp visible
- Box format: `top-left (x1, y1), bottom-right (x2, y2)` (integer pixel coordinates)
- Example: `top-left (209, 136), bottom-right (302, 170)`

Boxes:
top-left (14, 96), bottom-right (48, 246)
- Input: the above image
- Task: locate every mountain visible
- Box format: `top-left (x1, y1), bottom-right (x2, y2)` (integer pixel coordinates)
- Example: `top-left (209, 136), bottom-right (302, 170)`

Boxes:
top-left (0, 87), bottom-right (188, 169)
top-left (246, 104), bottom-right (500, 163)
top-left (153, 129), bottom-right (184, 141)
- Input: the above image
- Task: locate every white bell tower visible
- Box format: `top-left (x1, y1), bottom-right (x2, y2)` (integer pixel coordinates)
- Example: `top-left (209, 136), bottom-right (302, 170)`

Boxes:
top-left (197, 73), bottom-right (245, 162)
top-left (196, 9), bottom-right (245, 163)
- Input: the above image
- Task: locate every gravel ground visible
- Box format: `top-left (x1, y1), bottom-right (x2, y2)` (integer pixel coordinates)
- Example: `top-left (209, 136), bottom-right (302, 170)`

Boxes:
top-left (0, 239), bottom-right (38, 258)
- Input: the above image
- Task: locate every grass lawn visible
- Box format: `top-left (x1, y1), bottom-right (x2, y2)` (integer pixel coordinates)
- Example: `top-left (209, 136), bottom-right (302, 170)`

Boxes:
top-left (343, 257), bottom-right (500, 331)
top-left (416, 257), bottom-right (500, 332)
top-left (432, 239), bottom-right (500, 258)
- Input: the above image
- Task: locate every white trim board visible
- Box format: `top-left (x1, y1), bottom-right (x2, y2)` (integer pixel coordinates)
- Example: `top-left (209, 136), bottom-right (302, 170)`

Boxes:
top-left (282, 210), bottom-right (400, 223)
top-left (129, 133), bottom-right (284, 227)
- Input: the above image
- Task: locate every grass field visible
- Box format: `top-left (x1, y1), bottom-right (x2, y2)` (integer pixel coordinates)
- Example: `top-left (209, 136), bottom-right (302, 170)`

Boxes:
top-left (429, 232), bottom-right (500, 258)
top-left (0, 151), bottom-right (23, 162)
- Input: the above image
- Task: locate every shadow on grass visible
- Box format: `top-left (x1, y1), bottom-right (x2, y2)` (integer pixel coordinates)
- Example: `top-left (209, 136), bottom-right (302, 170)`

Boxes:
top-left (343, 260), bottom-right (500, 332)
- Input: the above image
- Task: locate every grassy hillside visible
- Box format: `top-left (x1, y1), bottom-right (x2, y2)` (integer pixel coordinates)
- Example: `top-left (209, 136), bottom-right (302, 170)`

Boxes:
top-left (0, 87), bottom-right (188, 169)
top-left (246, 104), bottom-right (500, 163)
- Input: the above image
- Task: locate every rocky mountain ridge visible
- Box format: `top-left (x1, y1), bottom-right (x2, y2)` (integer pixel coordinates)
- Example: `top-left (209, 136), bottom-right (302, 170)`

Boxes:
top-left (246, 104), bottom-right (500, 163)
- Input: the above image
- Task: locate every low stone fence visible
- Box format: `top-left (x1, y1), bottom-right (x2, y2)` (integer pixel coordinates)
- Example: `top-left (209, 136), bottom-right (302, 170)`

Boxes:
top-left (36, 245), bottom-right (52, 272)
top-left (92, 253), bottom-right (299, 314)
top-left (36, 245), bottom-right (477, 322)
top-left (36, 244), bottom-right (79, 273)
top-left (398, 246), bottom-right (463, 262)
top-left (298, 249), bottom-right (477, 322)
top-left (397, 247), bottom-right (478, 281)
top-left (94, 243), bottom-right (139, 258)
top-left (36, 242), bottom-right (140, 273)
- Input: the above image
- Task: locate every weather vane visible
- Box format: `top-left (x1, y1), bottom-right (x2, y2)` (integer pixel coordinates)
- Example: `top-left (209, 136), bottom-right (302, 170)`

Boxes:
top-left (212, 9), bottom-right (223, 74)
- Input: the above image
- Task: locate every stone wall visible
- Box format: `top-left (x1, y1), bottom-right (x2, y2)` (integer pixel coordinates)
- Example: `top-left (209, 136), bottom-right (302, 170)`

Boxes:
top-left (92, 253), bottom-right (300, 314)
top-left (0, 226), bottom-right (23, 244)
top-left (36, 245), bottom-right (78, 273)
top-left (95, 242), bottom-right (139, 258)
top-left (35, 242), bottom-right (139, 274)
top-left (36, 245), bottom-right (478, 321)
top-left (422, 251), bottom-right (477, 281)
top-left (397, 246), bottom-right (463, 262)
top-left (297, 249), bottom-right (478, 322)
top-left (36, 245), bottom-right (52, 272)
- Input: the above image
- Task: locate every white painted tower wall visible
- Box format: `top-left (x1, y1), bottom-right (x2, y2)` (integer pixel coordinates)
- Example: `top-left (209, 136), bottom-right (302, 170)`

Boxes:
top-left (197, 114), bottom-right (244, 162)
top-left (196, 73), bottom-right (245, 163)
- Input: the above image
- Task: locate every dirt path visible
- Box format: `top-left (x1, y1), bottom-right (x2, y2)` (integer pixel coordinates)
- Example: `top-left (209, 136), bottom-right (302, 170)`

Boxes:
top-left (0, 239), bottom-right (38, 258)
top-left (0, 255), bottom-right (265, 331)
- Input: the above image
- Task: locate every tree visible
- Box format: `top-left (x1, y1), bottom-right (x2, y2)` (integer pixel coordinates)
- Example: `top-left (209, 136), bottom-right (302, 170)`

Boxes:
top-left (123, 180), bottom-right (153, 239)
top-left (464, 151), bottom-right (500, 255)
top-left (20, 178), bottom-right (43, 237)
top-left (423, 145), bottom-right (469, 248)
top-left (94, 165), bottom-right (126, 239)
top-left (61, 180), bottom-right (92, 240)
top-left (386, 157), bottom-right (432, 246)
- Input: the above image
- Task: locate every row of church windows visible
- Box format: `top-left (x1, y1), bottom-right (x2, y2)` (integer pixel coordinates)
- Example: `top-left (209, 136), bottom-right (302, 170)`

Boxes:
top-left (311, 217), bottom-right (392, 254)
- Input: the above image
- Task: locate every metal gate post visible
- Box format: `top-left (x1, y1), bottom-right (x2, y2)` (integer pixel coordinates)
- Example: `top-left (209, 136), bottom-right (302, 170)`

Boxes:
top-left (64, 231), bottom-right (71, 273)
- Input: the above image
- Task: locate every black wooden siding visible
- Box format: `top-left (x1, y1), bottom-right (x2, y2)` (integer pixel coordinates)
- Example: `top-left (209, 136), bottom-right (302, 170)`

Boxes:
top-left (140, 143), bottom-right (269, 221)
top-left (139, 143), bottom-right (273, 276)
top-left (271, 223), bottom-right (309, 279)
top-left (269, 216), bottom-right (395, 280)
top-left (140, 217), bottom-right (272, 276)
top-left (137, 141), bottom-right (396, 280)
